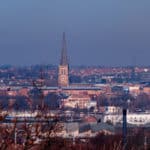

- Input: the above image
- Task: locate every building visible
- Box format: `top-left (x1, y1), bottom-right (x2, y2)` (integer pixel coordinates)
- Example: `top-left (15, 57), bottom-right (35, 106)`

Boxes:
top-left (58, 32), bottom-right (69, 87)
top-left (103, 111), bottom-right (150, 125)
top-left (57, 33), bottom-right (104, 108)
top-left (34, 33), bottom-right (103, 109)
top-left (61, 94), bottom-right (91, 109)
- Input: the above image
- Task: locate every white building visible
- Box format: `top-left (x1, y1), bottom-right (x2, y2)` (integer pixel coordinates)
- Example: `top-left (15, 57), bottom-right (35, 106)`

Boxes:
top-left (103, 112), bottom-right (150, 125)
top-left (104, 106), bottom-right (122, 114)
top-left (61, 94), bottom-right (91, 109)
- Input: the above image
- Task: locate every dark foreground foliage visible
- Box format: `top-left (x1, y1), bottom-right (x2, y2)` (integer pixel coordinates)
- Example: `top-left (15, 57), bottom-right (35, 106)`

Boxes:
top-left (0, 125), bottom-right (149, 150)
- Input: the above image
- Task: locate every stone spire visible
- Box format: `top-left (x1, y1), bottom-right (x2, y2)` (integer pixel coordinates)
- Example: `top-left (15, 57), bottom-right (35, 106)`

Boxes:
top-left (60, 32), bottom-right (68, 65)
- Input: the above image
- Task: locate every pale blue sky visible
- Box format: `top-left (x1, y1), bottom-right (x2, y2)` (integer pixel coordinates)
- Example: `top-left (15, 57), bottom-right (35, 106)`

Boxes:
top-left (0, 0), bottom-right (150, 66)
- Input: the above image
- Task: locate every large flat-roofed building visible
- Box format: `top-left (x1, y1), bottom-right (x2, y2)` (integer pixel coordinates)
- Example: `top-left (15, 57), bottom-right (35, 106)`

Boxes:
top-left (42, 86), bottom-right (102, 96)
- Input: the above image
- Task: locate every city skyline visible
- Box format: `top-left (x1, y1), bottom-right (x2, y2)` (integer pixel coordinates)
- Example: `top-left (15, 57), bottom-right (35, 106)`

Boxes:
top-left (0, 1), bottom-right (150, 66)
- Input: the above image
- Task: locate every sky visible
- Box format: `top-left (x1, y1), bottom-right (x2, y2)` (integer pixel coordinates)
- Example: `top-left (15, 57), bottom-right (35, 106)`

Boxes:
top-left (0, 0), bottom-right (150, 66)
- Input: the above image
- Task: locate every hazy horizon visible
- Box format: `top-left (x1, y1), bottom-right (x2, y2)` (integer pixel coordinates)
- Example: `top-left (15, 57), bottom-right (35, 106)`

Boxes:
top-left (0, 1), bottom-right (150, 66)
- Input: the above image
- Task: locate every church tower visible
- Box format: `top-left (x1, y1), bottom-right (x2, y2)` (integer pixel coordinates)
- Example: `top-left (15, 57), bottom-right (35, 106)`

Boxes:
top-left (58, 32), bottom-right (69, 87)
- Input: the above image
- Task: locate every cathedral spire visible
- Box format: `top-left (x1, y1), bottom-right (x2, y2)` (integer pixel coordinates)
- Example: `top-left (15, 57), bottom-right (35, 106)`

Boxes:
top-left (60, 32), bottom-right (68, 65)
top-left (58, 32), bottom-right (69, 87)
